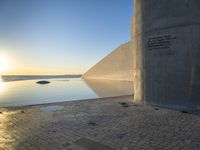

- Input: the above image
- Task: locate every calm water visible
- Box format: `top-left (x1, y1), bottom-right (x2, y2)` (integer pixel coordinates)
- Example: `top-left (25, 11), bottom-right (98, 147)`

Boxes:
top-left (0, 77), bottom-right (134, 107)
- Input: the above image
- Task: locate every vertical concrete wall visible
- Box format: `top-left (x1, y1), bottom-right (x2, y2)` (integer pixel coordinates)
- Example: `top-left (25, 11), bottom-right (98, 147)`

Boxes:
top-left (134, 0), bottom-right (200, 108)
top-left (83, 42), bottom-right (134, 81)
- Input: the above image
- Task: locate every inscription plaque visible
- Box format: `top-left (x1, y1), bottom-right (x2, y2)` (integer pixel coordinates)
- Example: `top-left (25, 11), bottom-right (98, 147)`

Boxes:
top-left (147, 34), bottom-right (176, 51)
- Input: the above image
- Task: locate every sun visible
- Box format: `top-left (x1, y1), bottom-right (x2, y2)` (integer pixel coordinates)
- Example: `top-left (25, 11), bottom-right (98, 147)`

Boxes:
top-left (0, 55), bottom-right (9, 73)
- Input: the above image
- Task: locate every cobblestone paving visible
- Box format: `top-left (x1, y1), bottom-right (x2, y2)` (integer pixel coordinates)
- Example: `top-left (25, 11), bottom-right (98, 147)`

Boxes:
top-left (0, 96), bottom-right (200, 150)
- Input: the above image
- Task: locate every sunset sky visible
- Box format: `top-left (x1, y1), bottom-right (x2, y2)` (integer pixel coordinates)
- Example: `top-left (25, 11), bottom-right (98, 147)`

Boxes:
top-left (0, 0), bottom-right (133, 75)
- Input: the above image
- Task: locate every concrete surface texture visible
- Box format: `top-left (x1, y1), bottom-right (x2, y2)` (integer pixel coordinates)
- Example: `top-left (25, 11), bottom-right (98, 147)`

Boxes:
top-left (83, 42), bottom-right (134, 81)
top-left (133, 0), bottom-right (200, 109)
top-left (0, 96), bottom-right (200, 150)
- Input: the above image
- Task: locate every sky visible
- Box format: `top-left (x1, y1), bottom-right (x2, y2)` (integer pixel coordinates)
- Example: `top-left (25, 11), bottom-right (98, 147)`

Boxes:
top-left (0, 0), bottom-right (133, 75)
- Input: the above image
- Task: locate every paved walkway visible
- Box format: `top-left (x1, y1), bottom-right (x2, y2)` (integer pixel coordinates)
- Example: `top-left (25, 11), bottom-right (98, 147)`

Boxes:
top-left (0, 96), bottom-right (200, 150)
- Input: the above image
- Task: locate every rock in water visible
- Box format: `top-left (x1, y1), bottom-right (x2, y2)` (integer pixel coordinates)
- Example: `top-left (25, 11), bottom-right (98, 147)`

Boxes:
top-left (36, 80), bottom-right (50, 84)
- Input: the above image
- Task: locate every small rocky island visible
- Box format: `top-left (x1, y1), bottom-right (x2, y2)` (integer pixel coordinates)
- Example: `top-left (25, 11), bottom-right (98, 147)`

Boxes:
top-left (36, 80), bottom-right (50, 84)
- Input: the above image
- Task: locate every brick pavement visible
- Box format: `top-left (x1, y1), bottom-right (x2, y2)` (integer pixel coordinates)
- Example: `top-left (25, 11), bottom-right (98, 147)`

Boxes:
top-left (0, 96), bottom-right (199, 150)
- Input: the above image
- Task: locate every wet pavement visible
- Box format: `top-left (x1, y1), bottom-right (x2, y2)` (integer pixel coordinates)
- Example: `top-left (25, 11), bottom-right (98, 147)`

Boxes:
top-left (0, 96), bottom-right (200, 150)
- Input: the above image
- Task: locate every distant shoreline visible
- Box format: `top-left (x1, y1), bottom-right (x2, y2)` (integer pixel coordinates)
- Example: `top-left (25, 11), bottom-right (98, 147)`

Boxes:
top-left (1, 75), bottom-right (82, 82)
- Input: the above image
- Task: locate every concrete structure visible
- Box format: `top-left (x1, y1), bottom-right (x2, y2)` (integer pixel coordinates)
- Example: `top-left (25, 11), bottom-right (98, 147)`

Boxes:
top-left (133, 0), bottom-right (200, 109)
top-left (83, 42), bottom-right (134, 81)
top-left (83, 0), bottom-right (200, 109)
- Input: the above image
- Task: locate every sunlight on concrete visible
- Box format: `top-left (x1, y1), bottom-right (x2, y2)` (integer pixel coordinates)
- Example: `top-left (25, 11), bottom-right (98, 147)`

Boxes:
top-left (0, 111), bottom-right (17, 150)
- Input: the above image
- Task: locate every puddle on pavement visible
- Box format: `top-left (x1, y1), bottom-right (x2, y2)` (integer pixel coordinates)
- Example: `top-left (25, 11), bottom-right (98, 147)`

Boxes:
top-left (40, 105), bottom-right (64, 112)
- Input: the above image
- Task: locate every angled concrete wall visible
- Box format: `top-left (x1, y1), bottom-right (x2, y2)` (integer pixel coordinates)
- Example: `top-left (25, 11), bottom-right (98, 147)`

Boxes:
top-left (133, 0), bottom-right (200, 109)
top-left (83, 42), bottom-right (134, 81)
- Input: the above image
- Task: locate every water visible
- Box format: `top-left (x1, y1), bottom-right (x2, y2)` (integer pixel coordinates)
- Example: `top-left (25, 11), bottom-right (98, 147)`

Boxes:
top-left (40, 105), bottom-right (64, 112)
top-left (1, 75), bottom-right (81, 82)
top-left (0, 76), bottom-right (134, 107)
